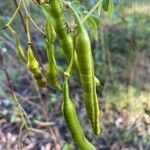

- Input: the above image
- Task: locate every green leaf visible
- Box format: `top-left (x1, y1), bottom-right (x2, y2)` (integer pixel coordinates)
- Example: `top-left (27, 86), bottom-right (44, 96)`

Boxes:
top-left (102, 0), bottom-right (109, 11)
top-left (41, 4), bottom-right (54, 23)
top-left (86, 16), bottom-right (98, 41)
top-left (102, 0), bottom-right (114, 14)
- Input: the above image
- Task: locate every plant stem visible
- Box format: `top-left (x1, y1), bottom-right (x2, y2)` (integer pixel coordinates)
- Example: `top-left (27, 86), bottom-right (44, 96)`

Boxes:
top-left (81, 0), bottom-right (102, 23)
top-left (13, 0), bottom-right (27, 32)
top-left (29, 17), bottom-right (45, 35)
top-left (5, 0), bottom-right (22, 27)
top-left (7, 26), bottom-right (16, 35)
top-left (61, 1), bottom-right (82, 29)
top-left (21, 0), bottom-right (29, 15)
top-left (25, 16), bottom-right (31, 44)
top-left (22, 0), bottom-right (45, 73)
top-left (22, 0), bottom-right (45, 35)
top-left (61, 0), bottom-right (102, 26)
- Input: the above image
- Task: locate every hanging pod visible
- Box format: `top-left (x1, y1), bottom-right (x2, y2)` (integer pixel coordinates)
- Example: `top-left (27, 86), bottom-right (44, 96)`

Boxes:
top-left (76, 27), bottom-right (100, 136)
top-left (45, 20), bottom-right (62, 91)
top-left (42, 2), bottom-right (100, 87)
top-left (27, 45), bottom-right (47, 87)
top-left (66, 4), bottom-right (101, 135)
top-left (16, 38), bottom-right (27, 63)
top-left (62, 77), bottom-right (96, 150)
top-left (41, 1), bottom-right (101, 135)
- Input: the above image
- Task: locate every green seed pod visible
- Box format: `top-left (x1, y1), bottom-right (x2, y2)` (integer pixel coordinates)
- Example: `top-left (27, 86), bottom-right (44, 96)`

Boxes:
top-left (42, 2), bottom-right (100, 134)
top-left (27, 45), bottom-right (47, 87)
top-left (62, 78), bottom-right (96, 150)
top-left (45, 20), bottom-right (62, 91)
top-left (47, 0), bottom-right (79, 69)
top-left (16, 38), bottom-right (27, 63)
top-left (41, 3), bottom-right (99, 87)
top-left (45, 41), bottom-right (62, 91)
top-left (68, 5), bottom-right (100, 135)
top-left (76, 25), bottom-right (100, 136)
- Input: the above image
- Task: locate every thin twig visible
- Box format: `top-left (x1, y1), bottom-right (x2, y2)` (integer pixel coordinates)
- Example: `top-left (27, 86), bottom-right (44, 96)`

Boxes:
top-left (5, 0), bottom-right (22, 27)
top-left (22, 0), bottom-right (45, 35)
top-left (13, 0), bottom-right (27, 32)
top-left (25, 15), bottom-right (31, 44)
top-left (29, 128), bottom-right (54, 139)
top-left (34, 120), bottom-right (55, 127)
top-left (81, 0), bottom-right (102, 23)
top-left (7, 26), bottom-right (16, 35)
top-left (29, 17), bottom-right (45, 35)
top-left (0, 51), bottom-right (29, 131)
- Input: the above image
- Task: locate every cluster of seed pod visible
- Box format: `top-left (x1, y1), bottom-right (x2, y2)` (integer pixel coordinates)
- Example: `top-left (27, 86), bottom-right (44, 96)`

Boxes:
top-left (15, 0), bottom-right (103, 149)
top-left (41, 0), bottom-right (100, 149)
top-left (15, 21), bottom-right (61, 90)
top-left (44, 0), bottom-right (100, 135)
top-left (16, 37), bottom-right (47, 87)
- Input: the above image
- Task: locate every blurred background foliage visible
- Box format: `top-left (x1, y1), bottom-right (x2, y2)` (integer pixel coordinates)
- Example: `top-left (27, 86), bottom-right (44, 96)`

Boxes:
top-left (0, 0), bottom-right (150, 149)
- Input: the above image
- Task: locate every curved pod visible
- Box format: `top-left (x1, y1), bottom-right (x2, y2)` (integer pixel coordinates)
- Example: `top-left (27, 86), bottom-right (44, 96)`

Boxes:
top-left (62, 78), bottom-right (96, 150)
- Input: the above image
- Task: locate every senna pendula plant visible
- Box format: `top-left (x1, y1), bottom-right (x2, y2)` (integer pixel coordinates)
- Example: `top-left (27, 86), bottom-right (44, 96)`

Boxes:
top-left (43, 10), bottom-right (98, 146)
top-left (40, 0), bottom-right (102, 135)
top-left (40, 0), bottom-right (101, 135)
top-left (4, 0), bottom-right (114, 149)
